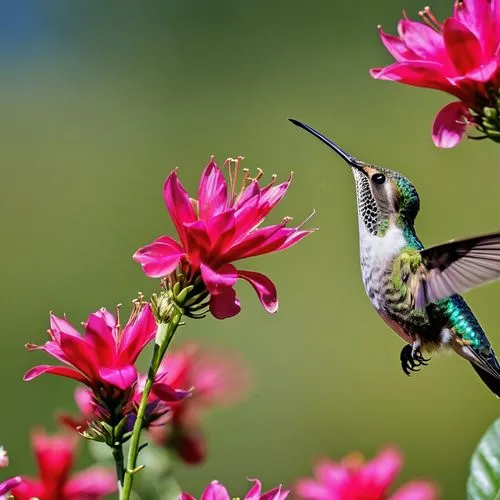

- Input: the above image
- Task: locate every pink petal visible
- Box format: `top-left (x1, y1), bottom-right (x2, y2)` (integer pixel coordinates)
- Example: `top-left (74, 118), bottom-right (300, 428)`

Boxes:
top-left (74, 387), bottom-right (93, 414)
top-left (234, 179), bottom-right (260, 208)
top-left (28, 340), bottom-right (70, 365)
top-left (207, 210), bottom-right (237, 254)
top-left (454, 0), bottom-right (495, 54)
top-left (450, 57), bottom-right (498, 82)
top-left (133, 235), bottom-right (185, 278)
top-left (65, 467), bottom-right (117, 498)
top-left (398, 19), bottom-right (447, 61)
top-left (49, 313), bottom-right (81, 340)
top-left (238, 270), bottom-right (278, 313)
top-left (261, 486), bottom-right (290, 500)
top-left (294, 479), bottom-right (333, 500)
top-left (493, 0), bottom-right (500, 40)
top-left (370, 62), bottom-right (459, 95)
top-left (209, 287), bottom-right (241, 319)
top-left (314, 460), bottom-right (349, 488)
top-left (201, 481), bottom-right (231, 500)
top-left (59, 332), bottom-right (99, 381)
top-left (236, 175), bottom-right (293, 233)
top-left (200, 263), bottom-right (238, 295)
top-left (225, 224), bottom-right (312, 262)
top-left (32, 432), bottom-right (76, 490)
top-left (432, 101), bottom-right (469, 148)
top-left (99, 365), bottom-right (137, 390)
top-left (443, 18), bottom-right (485, 74)
top-left (184, 220), bottom-right (212, 266)
top-left (94, 307), bottom-right (117, 329)
top-left (156, 351), bottom-right (190, 388)
top-left (180, 494), bottom-right (197, 500)
top-left (244, 479), bottom-right (262, 500)
top-left (276, 229), bottom-right (314, 252)
top-left (0, 477), bottom-right (21, 496)
top-left (152, 382), bottom-right (188, 402)
top-left (85, 312), bottom-right (116, 364)
top-left (164, 171), bottom-right (198, 248)
top-left (198, 159), bottom-right (228, 221)
top-left (23, 365), bottom-right (88, 385)
top-left (390, 481), bottom-right (439, 500)
top-left (378, 26), bottom-right (418, 62)
top-left (118, 303), bottom-right (157, 364)
top-left (362, 447), bottom-right (402, 492)
top-left (11, 477), bottom-right (44, 499)
top-left (190, 348), bottom-right (249, 405)
top-left (223, 224), bottom-right (290, 261)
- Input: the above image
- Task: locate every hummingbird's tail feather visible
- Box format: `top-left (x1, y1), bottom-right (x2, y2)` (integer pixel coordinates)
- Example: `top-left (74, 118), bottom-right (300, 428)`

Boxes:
top-left (454, 342), bottom-right (500, 397)
top-left (470, 363), bottom-right (500, 398)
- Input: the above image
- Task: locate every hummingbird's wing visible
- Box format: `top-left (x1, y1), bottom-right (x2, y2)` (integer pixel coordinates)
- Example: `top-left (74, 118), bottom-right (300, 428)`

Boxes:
top-left (415, 231), bottom-right (500, 309)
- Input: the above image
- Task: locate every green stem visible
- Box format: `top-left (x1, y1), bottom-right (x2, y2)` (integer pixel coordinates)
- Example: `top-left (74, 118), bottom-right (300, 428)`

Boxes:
top-left (121, 309), bottom-right (183, 500)
top-left (112, 444), bottom-right (125, 498)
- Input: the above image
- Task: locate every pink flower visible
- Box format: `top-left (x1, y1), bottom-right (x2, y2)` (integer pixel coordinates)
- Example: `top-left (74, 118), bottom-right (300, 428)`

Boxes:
top-left (371, 1), bottom-right (500, 147)
top-left (24, 303), bottom-right (156, 393)
top-left (134, 157), bottom-right (313, 319)
top-left (180, 479), bottom-right (289, 500)
top-left (295, 448), bottom-right (438, 500)
top-left (147, 343), bottom-right (250, 464)
top-left (11, 431), bottom-right (116, 500)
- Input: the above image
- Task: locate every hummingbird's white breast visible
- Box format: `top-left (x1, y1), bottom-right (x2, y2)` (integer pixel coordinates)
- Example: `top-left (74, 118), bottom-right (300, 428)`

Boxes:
top-left (358, 223), bottom-right (407, 310)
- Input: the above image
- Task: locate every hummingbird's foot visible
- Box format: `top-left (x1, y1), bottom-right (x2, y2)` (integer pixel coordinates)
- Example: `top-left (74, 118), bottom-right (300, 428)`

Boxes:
top-left (400, 343), bottom-right (431, 376)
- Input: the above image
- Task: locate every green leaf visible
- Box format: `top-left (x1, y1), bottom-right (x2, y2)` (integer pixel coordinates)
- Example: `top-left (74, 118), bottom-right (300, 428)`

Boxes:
top-left (467, 419), bottom-right (500, 500)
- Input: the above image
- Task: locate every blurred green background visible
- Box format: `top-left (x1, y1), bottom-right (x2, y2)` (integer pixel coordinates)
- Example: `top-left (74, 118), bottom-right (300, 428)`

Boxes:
top-left (1, 1), bottom-right (499, 498)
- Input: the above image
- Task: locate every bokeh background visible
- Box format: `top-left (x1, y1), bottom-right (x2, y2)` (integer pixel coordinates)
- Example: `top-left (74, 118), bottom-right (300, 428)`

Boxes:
top-left (1, 1), bottom-right (499, 498)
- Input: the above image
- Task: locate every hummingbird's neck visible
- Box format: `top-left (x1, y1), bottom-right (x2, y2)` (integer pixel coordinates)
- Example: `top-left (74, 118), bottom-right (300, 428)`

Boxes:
top-left (396, 217), bottom-right (424, 251)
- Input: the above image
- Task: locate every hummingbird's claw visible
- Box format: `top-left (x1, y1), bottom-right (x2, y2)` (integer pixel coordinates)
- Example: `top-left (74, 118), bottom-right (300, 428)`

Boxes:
top-left (400, 344), bottom-right (431, 376)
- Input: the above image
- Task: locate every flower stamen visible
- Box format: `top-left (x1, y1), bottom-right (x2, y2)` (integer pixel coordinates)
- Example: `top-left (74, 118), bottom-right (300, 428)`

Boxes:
top-left (418, 6), bottom-right (442, 32)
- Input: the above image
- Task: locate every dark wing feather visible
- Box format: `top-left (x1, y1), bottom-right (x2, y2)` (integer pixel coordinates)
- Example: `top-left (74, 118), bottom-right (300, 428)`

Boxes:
top-left (415, 231), bottom-right (500, 309)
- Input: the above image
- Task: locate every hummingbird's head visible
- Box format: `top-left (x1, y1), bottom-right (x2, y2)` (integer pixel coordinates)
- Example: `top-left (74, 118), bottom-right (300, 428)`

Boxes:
top-left (289, 119), bottom-right (420, 236)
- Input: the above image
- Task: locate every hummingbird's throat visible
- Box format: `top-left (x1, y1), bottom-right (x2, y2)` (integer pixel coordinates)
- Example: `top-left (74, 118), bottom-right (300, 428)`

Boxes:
top-left (352, 168), bottom-right (380, 235)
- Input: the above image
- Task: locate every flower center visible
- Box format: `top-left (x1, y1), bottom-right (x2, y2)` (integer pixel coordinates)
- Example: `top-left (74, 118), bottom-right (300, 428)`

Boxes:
top-left (418, 6), bottom-right (442, 32)
top-left (223, 156), bottom-right (264, 205)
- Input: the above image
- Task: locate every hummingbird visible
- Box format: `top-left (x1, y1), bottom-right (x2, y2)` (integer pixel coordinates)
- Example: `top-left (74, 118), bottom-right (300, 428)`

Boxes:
top-left (290, 118), bottom-right (500, 397)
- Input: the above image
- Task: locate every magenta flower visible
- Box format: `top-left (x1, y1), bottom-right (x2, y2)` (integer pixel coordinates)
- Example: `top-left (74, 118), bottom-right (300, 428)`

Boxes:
top-left (24, 303), bottom-right (156, 393)
top-left (148, 343), bottom-right (250, 464)
top-left (295, 448), bottom-right (438, 500)
top-left (180, 479), bottom-right (289, 500)
top-left (11, 431), bottom-right (116, 500)
top-left (134, 157), bottom-right (313, 319)
top-left (371, 0), bottom-right (500, 147)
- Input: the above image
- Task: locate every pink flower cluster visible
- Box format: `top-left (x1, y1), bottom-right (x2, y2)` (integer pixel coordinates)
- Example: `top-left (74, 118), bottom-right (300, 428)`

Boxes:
top-left (148, 343), bottom-right (250, 463)
top-left (371, 0), bottom-right (500, 147)
top-left (61, 343), bottom-right (249, 465)
top-left (11, 432), bottom-right (116, 500)
top-left (134, 157), bottom-right (313, 319)
top-left (295, 448), bottom-right (438, 500)
top-left (25, 305), bottom-right (187, 435)
top-left (181, 479), bottom-right (289, 500)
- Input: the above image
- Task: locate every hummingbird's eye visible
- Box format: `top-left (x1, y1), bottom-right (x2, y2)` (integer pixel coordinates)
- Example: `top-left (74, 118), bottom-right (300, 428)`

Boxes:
top-left (372, 173), bottom-right (386, 185)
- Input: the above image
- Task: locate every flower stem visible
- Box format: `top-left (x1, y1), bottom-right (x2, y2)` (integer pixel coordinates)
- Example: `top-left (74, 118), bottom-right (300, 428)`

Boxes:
top-left (112, 444), bottom-right (124, 497)
top-left (121, 308), bottom-right (183, 500)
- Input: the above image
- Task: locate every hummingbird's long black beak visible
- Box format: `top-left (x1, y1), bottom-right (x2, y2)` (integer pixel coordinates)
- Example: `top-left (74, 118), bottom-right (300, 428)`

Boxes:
top-left (288, 119), bottom-right (363, 170)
